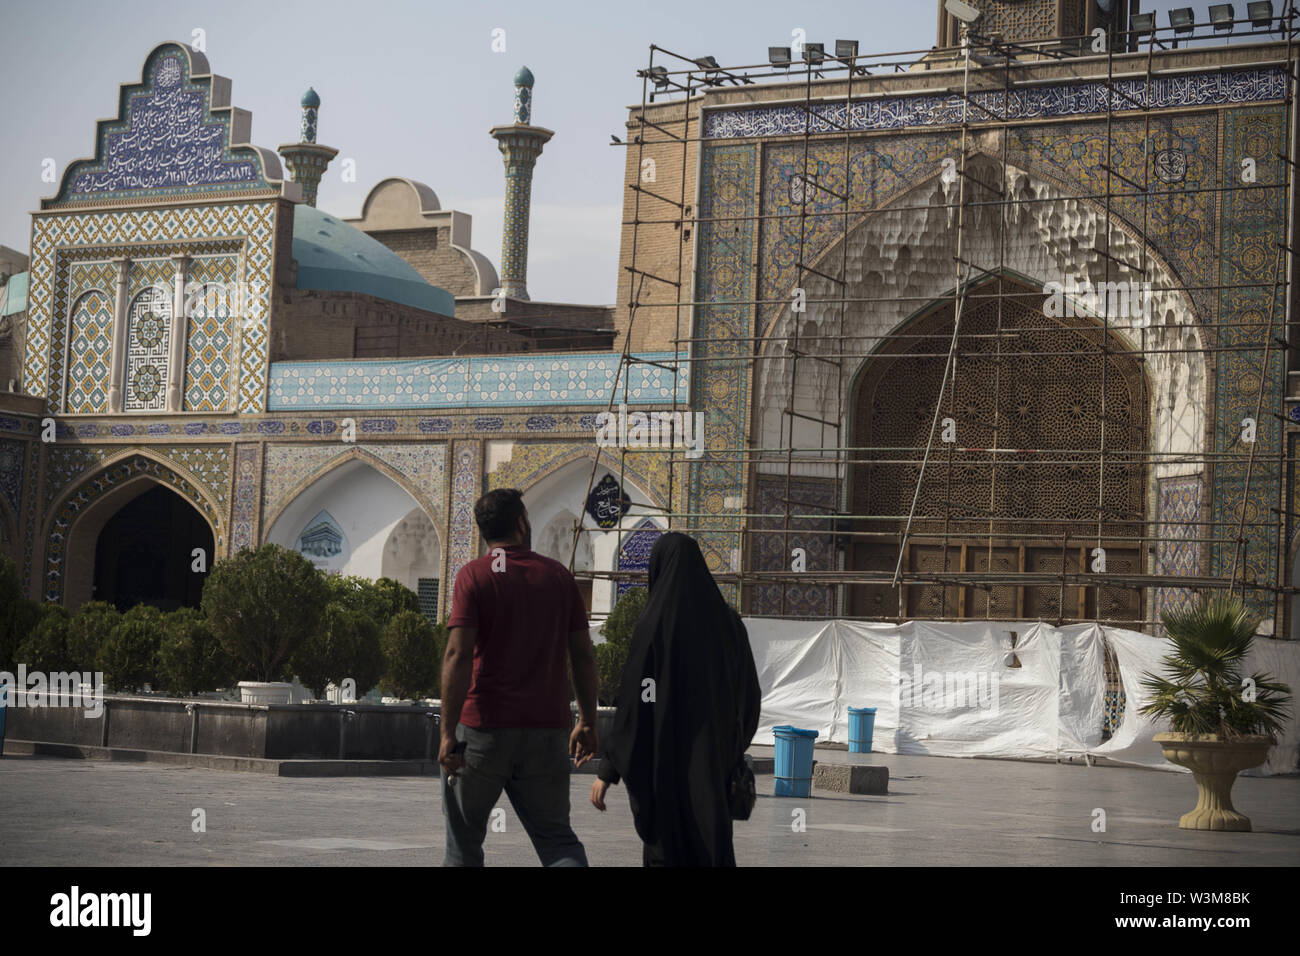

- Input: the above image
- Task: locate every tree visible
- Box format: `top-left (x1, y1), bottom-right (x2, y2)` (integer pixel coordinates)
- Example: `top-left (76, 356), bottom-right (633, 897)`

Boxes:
top-left (0, 555), bottom-right (38, 672)
top-left (66, 601), bottom-right (122, 672)
top-left (326, 575), bottom-right (420, 633)
top-left (1139, 595), bottom-right (1292, 739)
top-left (156, 607), bottom-right (236, 697)
top-left (291, 602), bottom-right (381, 700)
top-left (97, 604), bottom-right (165, 692)
top-left (381, 611), bottom-right (443, 700)
top-left (16, 603), bottom-right (72, 673)
top-left (362, 577), bottom-right (421, 625)
top-left (201, 544), bottom-right (327, 683)
top-left (595, 588), bottom-right (648, 705)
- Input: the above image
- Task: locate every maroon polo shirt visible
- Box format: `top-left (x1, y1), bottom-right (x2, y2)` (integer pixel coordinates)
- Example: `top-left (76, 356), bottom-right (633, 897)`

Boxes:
top-left (447, 544), bottom-right (589, 729)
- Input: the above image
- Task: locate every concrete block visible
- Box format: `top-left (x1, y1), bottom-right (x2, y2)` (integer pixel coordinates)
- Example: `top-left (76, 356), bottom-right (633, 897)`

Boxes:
top-left (813, 762), bottom-right (889, 794)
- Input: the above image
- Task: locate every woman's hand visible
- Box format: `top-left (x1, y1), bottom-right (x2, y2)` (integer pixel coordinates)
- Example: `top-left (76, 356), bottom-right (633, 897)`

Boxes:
top-left (590, 778), bottom-right (610, 811)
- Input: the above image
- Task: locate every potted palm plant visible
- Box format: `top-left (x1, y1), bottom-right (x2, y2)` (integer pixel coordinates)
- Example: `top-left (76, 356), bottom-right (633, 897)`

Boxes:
top-left (1140, 595), bottom-right (1292, 832)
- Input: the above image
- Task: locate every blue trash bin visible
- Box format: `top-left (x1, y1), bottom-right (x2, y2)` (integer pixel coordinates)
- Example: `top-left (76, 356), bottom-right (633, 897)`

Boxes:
top-left (847, 707), bottom-right (877, 754)
top-left (773, 725), bottom-right (818, 797)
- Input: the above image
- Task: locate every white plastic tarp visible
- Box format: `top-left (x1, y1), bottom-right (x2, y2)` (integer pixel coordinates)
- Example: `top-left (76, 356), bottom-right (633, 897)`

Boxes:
top-left (741, 617), bottom-right (1300, 776)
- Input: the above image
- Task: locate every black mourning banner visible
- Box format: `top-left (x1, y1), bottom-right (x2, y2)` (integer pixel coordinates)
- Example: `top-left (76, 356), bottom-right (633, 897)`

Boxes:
top-left (585, 474), bottom-right (630, 529)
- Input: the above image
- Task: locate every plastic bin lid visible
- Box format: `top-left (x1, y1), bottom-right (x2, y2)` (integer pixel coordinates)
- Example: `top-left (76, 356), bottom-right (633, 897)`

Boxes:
top-left (847, 706), bottom-right (878, 714)
top-left (772, 725), bottom-right (819, 738)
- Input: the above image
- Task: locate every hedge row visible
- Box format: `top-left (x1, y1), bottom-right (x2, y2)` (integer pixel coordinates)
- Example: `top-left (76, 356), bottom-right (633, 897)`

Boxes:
top-left (0, 547), bottom-right (446, 699)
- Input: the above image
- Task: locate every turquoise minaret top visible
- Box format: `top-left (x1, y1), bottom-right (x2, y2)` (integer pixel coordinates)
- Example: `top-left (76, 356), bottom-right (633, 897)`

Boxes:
top-left (513, 66), bottom-right (534, 124)
top-left (300, 87), bottom-right (320, 143)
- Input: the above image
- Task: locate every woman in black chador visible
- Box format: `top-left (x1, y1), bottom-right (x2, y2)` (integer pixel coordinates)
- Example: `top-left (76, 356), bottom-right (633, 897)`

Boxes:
top-left (590, 532), bottom-right (762, 866)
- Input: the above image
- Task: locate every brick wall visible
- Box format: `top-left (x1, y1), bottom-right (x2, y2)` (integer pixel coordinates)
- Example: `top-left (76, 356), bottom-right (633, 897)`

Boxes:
top-left (614, 100), bottom-right (700, 353)
top-left (369, 227), bottom-right (481, 297)
top-left (270, 289), bottom-right (534, 361)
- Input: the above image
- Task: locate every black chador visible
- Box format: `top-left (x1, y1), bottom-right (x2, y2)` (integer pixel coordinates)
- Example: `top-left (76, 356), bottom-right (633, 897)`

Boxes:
top-left (601, 532), bottom-right (761, 866)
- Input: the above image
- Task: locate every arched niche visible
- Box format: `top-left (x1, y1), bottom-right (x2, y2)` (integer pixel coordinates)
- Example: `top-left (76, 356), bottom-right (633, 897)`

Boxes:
top-left (265, 458), bottom-right (438, 592)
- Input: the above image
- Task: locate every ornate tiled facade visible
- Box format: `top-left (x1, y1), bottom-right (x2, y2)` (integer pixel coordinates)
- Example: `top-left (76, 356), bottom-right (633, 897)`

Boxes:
top-left (27, 203), bottom-right (276, 415)
top-left (26, 44), bottom-right (280, 416)
top-left (686, 61), bottom-right (1292, 631)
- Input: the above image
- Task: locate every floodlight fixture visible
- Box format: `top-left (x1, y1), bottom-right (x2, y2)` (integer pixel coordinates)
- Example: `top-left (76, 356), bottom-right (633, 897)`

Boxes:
top-left (802, 42), bottom-right (825, 65)
top-left (769, 46), bottom-right (792, 66)
top-left (1209, 4), bottom-right (1235, 30)
top-left (695, 55), bottom-right (720, 71)
top-left (1247, 1), bottom-right (1274, 27)
top-left (1129, 12), bottom-right (1155, 34)
top-left (945, 0), bottom-right (983, 25)
top-left (648, 65), bottom-right (669, 90)
top-left (835, 39), bottom-right (859, 60)
top-left (1169, 8), bottom-right (1195, 33)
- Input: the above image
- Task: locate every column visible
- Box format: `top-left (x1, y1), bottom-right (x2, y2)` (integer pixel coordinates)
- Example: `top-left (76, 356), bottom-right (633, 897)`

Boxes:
top-left (107, 257), bottom-right (131, 413)
top-left (166, 254), bottom-right (190, 412)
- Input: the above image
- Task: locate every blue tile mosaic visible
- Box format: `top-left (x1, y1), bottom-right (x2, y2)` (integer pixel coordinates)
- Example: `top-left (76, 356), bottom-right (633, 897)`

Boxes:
top-left (704, 68), bottom-right (1287, 140)
top-left (266, 352), bottom-right (687, 411)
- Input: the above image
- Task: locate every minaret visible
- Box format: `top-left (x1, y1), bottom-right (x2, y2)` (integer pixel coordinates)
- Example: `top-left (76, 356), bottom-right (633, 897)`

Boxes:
top-left (279, 87), bottom-right (339, 208)
top-left (489, 67), bottom-right (553, 301)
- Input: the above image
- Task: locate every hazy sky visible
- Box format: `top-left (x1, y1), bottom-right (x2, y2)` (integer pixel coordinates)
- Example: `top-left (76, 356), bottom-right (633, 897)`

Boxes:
top-left (0, 0), bottom-right (1220, 304)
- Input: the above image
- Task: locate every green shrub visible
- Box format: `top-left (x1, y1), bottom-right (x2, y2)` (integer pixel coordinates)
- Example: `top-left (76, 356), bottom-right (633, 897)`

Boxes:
top-left (596, 588), bottom-right (648, 705)
top-left (380, 611), bottom-right (443, 700)
top-left (326, 575), bottom-right (419, 633)
top-left (156, 607), bottom-right (236, 697)
top-left (16, 604), bottom-right (72, 673)
top-left (0, 555), bottom-right (38, 672)
top-left (291, 602), bottom-right (381, 700)
top-left (66, 601), bottom-right (122, 672)
top-left (201, 544), bottom-right (327, 682)
top-left (98, 604), bottom-right (165, 692)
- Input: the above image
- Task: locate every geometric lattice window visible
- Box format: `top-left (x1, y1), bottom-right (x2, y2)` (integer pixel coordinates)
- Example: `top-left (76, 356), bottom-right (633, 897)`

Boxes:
top-left (417, 578), bottom-right (439, 626)
top-left (849, 279), bottom-right (1147, 626)
top-left (124, 285), bottom-right (171, 411)
top-left (64, 289), bottom-right (114, 413)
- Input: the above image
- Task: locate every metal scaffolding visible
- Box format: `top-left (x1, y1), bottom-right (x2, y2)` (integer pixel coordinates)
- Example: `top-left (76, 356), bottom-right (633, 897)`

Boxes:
top-left (570, 6), bottom-right (1300, 636)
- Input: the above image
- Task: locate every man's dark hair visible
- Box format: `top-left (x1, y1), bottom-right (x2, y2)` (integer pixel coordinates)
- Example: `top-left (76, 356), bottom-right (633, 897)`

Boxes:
top-left (475, 488), bottom-right (526, 542)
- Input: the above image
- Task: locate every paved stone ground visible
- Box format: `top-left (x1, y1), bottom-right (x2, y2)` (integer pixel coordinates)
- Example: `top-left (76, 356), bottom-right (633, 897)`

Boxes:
top-left (1, 750), bottom-right (1296, 866)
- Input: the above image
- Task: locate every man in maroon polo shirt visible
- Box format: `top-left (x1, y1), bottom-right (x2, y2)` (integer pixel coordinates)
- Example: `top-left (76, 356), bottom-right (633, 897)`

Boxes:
top-left (438, 487), bottom-right (600, 866)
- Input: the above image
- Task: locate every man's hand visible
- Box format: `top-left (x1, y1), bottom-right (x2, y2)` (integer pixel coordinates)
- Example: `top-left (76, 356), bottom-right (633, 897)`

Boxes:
top-left (439, 734), bottom-right (465, 776)
top-left (570, 721), bottom-right (598, 768)
top-left (590, 778), bottom-right (610, 811)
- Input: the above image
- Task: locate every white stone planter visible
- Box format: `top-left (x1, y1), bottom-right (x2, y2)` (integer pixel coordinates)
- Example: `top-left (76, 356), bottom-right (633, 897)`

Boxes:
top-left (1153, 732), bottom-right (1272, 831)
top-left (237, 681), bottom-right (293, 705)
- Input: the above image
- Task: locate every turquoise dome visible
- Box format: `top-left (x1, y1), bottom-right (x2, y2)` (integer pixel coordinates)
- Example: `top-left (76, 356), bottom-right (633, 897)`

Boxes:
top-left (514, 65), bottom-right (535, 87)
top-left (291, 205), bottom-right (455, 317)
top-left (301, 87), bottom-right (320, 108)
